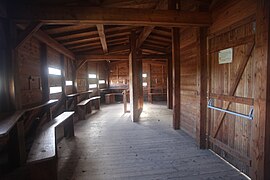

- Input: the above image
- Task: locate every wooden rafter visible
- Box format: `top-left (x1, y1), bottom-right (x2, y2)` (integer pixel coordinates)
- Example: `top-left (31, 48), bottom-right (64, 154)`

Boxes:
top-left (135, 0), bottom-right (167, 49)
top-left (10, 6), bottom-right (212, 27)
top-left (96, 24), bottom-right (108, 53)
top-left (15, 21), bottom-right (43, 50)
top-left (17, 24), bottom-right (75, 59)
top-left (76, 54), bottom-right (168, 61)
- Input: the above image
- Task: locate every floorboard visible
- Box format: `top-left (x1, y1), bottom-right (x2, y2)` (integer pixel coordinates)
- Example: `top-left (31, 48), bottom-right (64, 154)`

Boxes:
top-left (57, 102), bottom-right (249, 180)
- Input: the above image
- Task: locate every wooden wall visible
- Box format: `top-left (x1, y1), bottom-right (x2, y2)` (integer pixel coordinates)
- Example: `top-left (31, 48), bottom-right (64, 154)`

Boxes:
top-left (179, 28), bottom-right (200, 139)
top-left (17, 37), bottom-right (75, 108)
top-left (109, 61), bottom-right (129, 89)
top-left (77, 61), bottom-right (108, 92)
top-left (18, 37), bottom-right (42, 108)
top-left (147, 62), bottom-right (167, 101)
top-left (108, 60), bottom-right (167, 100)
top-left (207, 0), bottom-right (256, 176)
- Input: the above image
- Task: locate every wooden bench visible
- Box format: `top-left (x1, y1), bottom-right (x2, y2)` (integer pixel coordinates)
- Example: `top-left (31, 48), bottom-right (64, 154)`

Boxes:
top-left (26, 111), bottom-right (75, 180)
top-left (105, 93), bottom-right (123, 104)
top-left (0, 99), bottom-right (58, 169)
top-left (77, 96), bottom-right (101, 120)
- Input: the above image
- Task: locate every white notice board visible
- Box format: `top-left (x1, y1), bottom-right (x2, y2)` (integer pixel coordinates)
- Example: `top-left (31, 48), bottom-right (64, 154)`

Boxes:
top-left (218, 48), bottom-right (233, 64)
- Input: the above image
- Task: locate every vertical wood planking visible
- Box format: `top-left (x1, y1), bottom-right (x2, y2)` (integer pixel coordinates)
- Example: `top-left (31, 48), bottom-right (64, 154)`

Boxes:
top-left (167, 54), bottom-right (173, 109)
top-left (60, 54), bottom-right (66, 96)
top-left (129, 31), bottom-right (143, 122)
top-left (251, 0), bottom-right (270, 179)
top-left (196, 28), bottom-right (207, 149)
top-left (172, 27), bottom-right (181, 129)
top-left (0, 19), bottom-right (16, 112)
top-left (40, 43), bottom-right (49, 102)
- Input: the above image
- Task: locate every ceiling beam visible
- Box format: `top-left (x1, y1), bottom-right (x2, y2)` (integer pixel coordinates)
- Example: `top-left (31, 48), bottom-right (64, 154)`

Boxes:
top-left (76, 54), bottom-right (168, 61)
top-left (35, 30), bottom-right (75, 59)
top-left (10, 6), bottom-right (212, 27)
top-left (15, 21), bottom-right (43, 50)
top-left (96, 24), bottom-right (108, 53)
top-left (136, 0), bottom-right (167, 49)
top-left (17, 24), bottom-right (75, 59)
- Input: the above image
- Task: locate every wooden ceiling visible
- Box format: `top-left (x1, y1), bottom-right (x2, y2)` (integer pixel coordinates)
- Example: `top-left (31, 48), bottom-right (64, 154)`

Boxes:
top-left (11, 0), bottom-right (214, 60)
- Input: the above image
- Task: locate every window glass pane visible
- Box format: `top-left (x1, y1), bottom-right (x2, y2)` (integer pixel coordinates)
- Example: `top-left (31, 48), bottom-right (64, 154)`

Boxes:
top-left (142, 73), bottom-right (147, 78)
top-left (143, 82), bottom-right (147, 87)
top-left (48, 67), bottom-right (61, 76)
top-left (66, 81), bottom-right (73, 86)
top-left (88, 74), bottom-right (97, 78)
top-left (99, 80), bottom-right (105, 84)
top-left (50, 86), bottom-right (62, 94)
top-left (89, 84), bottom-right (97, 89)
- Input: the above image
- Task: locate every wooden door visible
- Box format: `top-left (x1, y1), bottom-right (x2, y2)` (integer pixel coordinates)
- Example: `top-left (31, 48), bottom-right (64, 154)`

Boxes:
top-left (208, 21), bottom-right (255, 176)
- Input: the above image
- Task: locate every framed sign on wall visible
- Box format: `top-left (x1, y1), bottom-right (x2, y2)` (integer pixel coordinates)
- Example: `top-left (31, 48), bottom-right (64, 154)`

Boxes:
top-left (218, 48), bottom-right (233, 64)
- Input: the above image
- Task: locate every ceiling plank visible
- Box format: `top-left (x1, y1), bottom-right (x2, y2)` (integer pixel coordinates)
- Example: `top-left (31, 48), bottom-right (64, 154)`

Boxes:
top-left (96, 24), bottom-right (108, 53)
top-left (10, 6), bottom-right (212, 27)
top-left (45, 25), bottom-right (95, 35)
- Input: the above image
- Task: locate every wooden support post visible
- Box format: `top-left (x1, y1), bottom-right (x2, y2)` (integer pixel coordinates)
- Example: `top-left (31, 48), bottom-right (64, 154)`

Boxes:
top-left (123, 90), bottom-right (127, 113)
top-left (167, 54), bottom-right (173, 109)
top-left (129, 31), bottom-right (143, 122)
top-left (250, 0), bottom-right (270, 179)
top-left (60, 54), bottom-right (66, 96)
top-left (196, 28), bottom-right (207, 149)
top-left (40, 43), bottom-right (49, 102)
top-left (86, 62), bottom-right (89, 92)
top-left (8, 119), bottom-right (26, 168)
top-left (147, 64), bottom-right (151, 102)
top-left (172, 27), bottom-right (181, 129)
top-left (0, 19), bottom-right (16, 112)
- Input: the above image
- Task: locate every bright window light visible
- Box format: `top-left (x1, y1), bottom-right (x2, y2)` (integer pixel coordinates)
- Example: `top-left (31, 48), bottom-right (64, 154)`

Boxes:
top-left (66, 81), bottom-right (73, 86)
top-left (142, 73), bottom-right (147, 78)
top-left (99, 80), bottom-right (105, 84)
top-left (48, 67), bottom-right (61, 76)
top-left (88, 74), bottom-right (97, 78)
top-left (143, 82), bottom-right (147, 87)
top-left (50, 86), bottom-right (62, 94)
top-left (89, 84), bottom-right (97, 89)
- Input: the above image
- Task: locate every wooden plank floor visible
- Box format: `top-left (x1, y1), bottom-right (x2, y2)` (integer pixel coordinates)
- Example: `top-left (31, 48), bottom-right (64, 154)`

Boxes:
top-left (57, 103), bottom-right (249, 180)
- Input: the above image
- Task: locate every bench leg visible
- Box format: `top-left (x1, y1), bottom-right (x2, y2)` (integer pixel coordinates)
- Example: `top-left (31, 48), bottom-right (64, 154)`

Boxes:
top-left (89, 102), bottom-right (92, 114)
top-left (8, 121), bottom-right (26, 168)
top-left (27, 158), bottom-right (57, 180)
top-left (64, 116), bottom-right (74, 138)
top-left (78, 106), bottom-right (86, 120)
top-left (95, 100), bottom-right (100, 110)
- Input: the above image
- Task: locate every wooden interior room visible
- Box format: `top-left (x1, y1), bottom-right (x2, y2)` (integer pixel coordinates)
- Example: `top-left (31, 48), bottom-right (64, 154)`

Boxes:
top-left (0, 0), bottom-right (269, 179)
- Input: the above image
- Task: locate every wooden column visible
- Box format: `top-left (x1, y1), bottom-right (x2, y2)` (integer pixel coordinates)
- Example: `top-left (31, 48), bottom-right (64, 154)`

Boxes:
top-left (251, 0), bottom-right (270, 179)
top-left (196, 28), bottom-right (207, 149)
top-left (172, 27), bottom-right (181, 129)
top-left (129, 31), bottom-right (143, 122)
top-left (0, 19), bottom-right (16, 112)
top-left (40, 43), bottom-right (49, 102)
top-left (71, 60), bottom-right (77, 93)
top-left (147, 64), bottom-right (151, 102)
top-left (167, 54), bottom-right (173, 109)
top-left (60, 54), bottom-right (66, 96)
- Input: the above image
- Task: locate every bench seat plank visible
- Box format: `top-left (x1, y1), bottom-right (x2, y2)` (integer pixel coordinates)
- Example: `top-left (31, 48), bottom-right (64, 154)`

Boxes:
top-left (27, 111), bottom-right (74, 164)
top-left (89, 96), bottom-right (101, 101)
top-left (77, 99), bottom-right (91, 106)
top-left (0, 111), bottom-right (25, 137)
